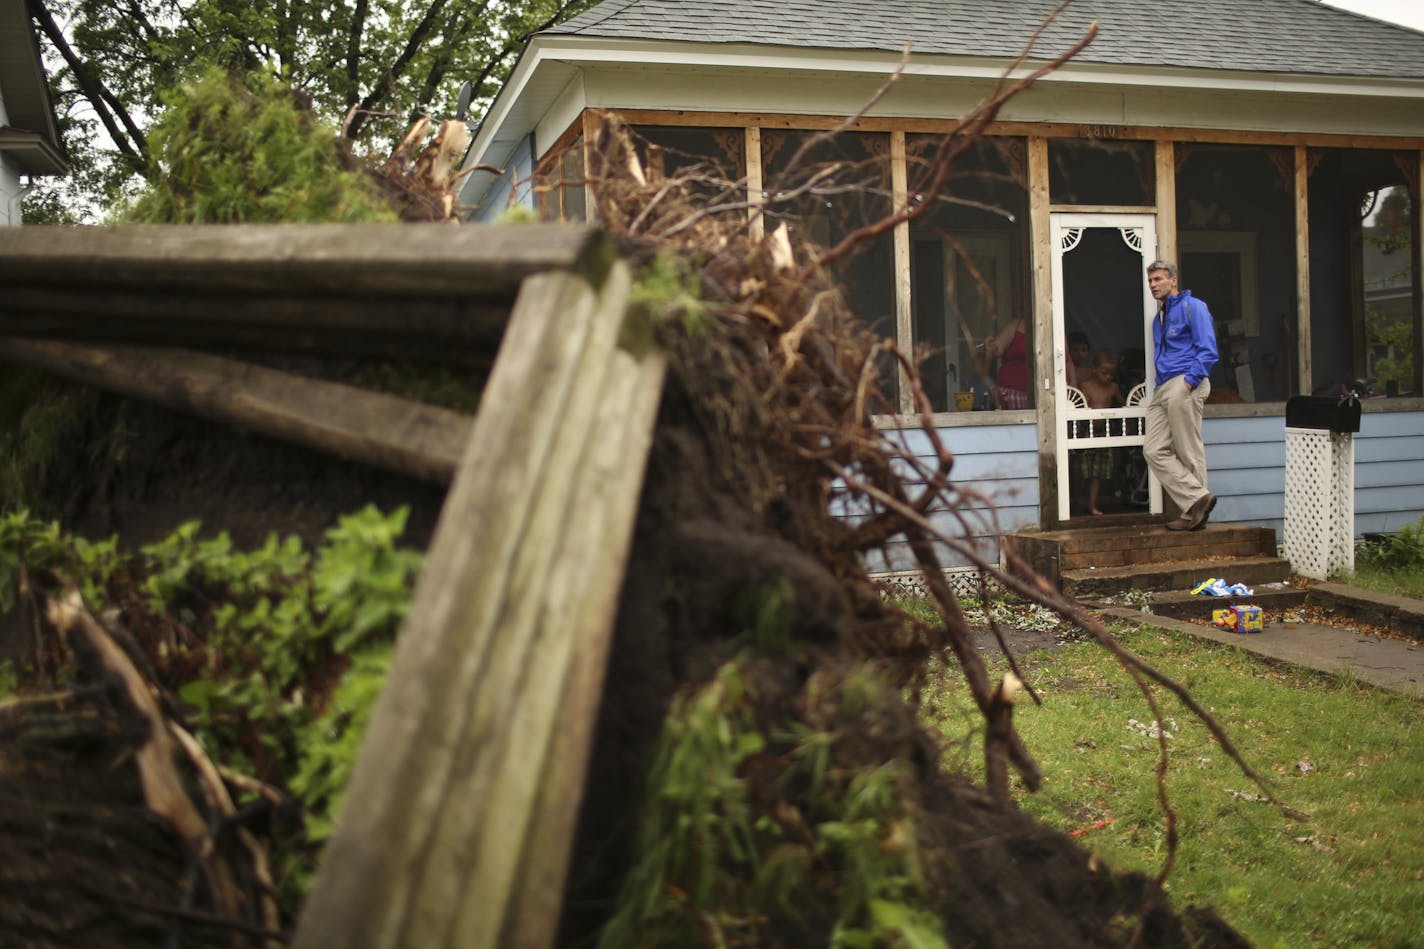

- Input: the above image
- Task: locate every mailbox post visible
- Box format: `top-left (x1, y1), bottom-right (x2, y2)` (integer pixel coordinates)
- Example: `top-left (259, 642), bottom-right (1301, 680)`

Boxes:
top-left (1283, 395), bottom-right (1361, 581)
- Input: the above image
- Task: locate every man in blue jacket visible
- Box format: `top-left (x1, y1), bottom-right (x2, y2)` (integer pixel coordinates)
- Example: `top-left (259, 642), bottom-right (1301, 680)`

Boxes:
top-left (1145, 259), bottom-right (1219, 531)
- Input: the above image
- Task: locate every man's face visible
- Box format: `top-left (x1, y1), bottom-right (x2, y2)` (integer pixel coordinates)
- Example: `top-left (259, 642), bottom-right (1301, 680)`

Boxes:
top-left (1147, 268), bottom-right (1178, 301)
top-left (1070, 340), bottom-right (1090, 365)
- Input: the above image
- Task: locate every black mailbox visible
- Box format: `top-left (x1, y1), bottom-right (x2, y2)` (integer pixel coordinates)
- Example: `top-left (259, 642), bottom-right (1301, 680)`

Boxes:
top-left (1285, 395), bottom-right (1361, 433)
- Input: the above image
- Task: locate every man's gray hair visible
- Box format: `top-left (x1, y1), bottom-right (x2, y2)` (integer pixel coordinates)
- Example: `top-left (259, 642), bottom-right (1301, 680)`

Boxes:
top-left (1146, 259), bottom-right (1178, 278)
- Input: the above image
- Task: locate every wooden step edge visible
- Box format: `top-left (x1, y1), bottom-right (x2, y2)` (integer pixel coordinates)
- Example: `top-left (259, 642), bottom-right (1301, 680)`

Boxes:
top-left (1062, 542), bottom-right (1276, 570)
top-left (1059, 524), bottom-right (1275, 554)
top-left (1062, 556), bottom-right (1293, 598)
top-left (1062, 554), bottom-right (1292, 583)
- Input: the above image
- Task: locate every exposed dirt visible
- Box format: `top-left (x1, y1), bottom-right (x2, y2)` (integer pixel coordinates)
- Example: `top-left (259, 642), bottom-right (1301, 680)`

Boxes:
top-left (19, 392), bottom-right (442, 552)
top-left (0, 370), bottom-right (1253, 947)
top-left (558, 377), bottom-right (1247, 947)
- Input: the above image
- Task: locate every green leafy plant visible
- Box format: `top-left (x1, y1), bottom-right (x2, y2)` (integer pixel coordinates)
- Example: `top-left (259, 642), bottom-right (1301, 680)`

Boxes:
top-left (0, 505), bottom-right (423, 910)
top-left (600, 657), bottom-right (948, 948)
top-left (120, 66), bottom-right (397, 225)
top-left (1356, 514), bottom-right (1424, 571)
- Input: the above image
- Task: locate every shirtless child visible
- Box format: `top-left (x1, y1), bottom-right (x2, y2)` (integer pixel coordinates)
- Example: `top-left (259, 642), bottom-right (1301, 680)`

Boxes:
top-left (1075, 351), bottom-right (1123, 516)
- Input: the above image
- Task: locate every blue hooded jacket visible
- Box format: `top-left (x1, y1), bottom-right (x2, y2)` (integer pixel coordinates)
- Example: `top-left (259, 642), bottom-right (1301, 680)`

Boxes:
top-left (1153, 289), bottom-right (1218, 389)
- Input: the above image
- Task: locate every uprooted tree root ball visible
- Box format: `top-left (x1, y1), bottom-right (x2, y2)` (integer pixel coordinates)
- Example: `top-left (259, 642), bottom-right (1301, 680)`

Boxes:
top-left (556, 114), bottom-right (1260, 946)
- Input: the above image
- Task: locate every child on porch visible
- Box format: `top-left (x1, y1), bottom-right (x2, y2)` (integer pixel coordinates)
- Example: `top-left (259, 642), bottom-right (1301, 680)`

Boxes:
top-left (1074, 350), bottom-right (1123, 516)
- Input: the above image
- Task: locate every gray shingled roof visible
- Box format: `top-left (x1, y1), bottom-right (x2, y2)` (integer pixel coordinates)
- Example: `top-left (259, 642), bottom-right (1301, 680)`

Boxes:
top-left (550, 0), bottom-right (1424, 80)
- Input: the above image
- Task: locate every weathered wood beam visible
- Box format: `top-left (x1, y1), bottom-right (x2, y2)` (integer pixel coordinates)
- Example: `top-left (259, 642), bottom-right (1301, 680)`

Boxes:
top-left (1028, 135), bottom-right (1057, 527)
top-left (0, 338), bottom-right (470, 484)
top-left (0, 288), bottom-right (509, 359)
top-left (891, 129), bottom-right (913, 416)
top-left (609, 108), bottom-right (1424, 150)
top-left (0, 223), bottom-right (615, 299)
top-left (293, 259), bottom-right (666, 949)
top-left (1295, 145), bottom-right (1312, 395)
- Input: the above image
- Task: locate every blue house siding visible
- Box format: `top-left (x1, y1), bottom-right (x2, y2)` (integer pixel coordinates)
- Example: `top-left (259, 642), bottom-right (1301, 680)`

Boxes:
top-left (1354, 414), bottom-right (1424, 533)
top-left (471, 134), bottom-right (536, 222)
top-left (859, 423), bottom-right (1039, 573)
top-left (1202, 416), bottom-right (1288, 537)
top-left (858, 409), bottom-right (1423, 576)
top-left (1200, 410), bottom-right (1424, 541)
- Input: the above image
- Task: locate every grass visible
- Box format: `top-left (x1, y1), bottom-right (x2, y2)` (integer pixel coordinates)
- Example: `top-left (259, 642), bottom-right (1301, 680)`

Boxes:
top-left (925, 623), bottom-right (1424, 948)
top-left (1340, 560), bottom-right (1424, 600)
top-left (1341, 519), bottom-right (1424, 600)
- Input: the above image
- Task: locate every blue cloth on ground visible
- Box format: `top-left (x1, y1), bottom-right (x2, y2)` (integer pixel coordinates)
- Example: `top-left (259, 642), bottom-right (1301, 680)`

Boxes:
top-left (1190, 578), bottom-right (1253, 596)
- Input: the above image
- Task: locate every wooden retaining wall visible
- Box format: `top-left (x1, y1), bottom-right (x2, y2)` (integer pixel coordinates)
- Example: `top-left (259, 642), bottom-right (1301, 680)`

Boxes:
top-left (0, 223), bottom-right (667, 949)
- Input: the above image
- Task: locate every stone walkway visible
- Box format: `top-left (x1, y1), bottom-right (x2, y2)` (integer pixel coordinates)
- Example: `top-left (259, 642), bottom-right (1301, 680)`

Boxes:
top-left (1097, 583), bottom-right (1424, 698)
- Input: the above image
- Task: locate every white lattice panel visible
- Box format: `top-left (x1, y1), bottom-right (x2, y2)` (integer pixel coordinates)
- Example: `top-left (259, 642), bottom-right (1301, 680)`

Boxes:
top-left (1283, 428), bottom-right (1355, 580)
top-left (874, 568), bottom-right (992, 600)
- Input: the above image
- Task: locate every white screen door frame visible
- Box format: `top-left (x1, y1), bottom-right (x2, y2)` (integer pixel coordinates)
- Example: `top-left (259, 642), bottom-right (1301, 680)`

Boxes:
top-left (1049, 212), bottom-right (1162, 521)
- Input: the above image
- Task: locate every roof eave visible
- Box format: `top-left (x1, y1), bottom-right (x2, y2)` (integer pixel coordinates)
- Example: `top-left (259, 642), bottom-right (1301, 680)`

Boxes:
top-left (460, 33), bottom-right (1424, 209)
top-left (0, 128), bottom-right (69, 175)
top-left (0, 0), bottom-right (66, 157)
top-left (528, 35), bottom-right (1424, 97)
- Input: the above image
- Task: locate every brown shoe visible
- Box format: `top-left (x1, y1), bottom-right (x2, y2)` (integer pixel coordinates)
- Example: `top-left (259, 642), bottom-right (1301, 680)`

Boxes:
top-left (1185, 493), bottom-right (1217, 531)
top-left (1166, 516), bottom-right (1194, 531)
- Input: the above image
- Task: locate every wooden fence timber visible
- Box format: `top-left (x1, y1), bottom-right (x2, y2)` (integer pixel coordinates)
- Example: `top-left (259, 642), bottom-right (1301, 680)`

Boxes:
top-left (0, 338), bottom-right (470, 484)
top-left (0, 223), bottom-right (667, 949)
top-left (293, 259), bottom-right (666, 949)
top-left (0, 223), bottom-right (614, 358)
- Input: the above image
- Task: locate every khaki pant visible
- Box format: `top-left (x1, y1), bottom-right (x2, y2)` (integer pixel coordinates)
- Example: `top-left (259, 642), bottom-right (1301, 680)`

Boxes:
top-left (1144, 375), bottom-right (1210, 514)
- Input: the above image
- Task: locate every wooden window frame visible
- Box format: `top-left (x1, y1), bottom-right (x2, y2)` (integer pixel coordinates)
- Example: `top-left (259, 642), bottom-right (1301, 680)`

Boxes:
top-left (534, 109), bottom-right (1424, 418)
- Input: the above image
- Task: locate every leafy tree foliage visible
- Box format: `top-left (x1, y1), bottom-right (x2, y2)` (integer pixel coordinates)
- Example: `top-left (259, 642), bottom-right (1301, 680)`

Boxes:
top-left (25, 0), bottom-right (596, 220)
top-left (120, 67), bottom-right (396, 223)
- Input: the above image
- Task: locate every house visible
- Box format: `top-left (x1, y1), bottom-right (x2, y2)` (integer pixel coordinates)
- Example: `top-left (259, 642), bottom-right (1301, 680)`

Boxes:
top-left (0, 0), bottom-right (68, 225)
top-left (458, 0), bottom-right (1424, 573)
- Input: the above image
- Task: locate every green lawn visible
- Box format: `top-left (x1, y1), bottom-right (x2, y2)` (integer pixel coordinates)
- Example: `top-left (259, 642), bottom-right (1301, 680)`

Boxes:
top-left (1340, 561), bottom-right (1424, 600)
top-left (925, 625), bottom-right (1424, 948)
top-left (1343, 523), bottom-right (1424, 599)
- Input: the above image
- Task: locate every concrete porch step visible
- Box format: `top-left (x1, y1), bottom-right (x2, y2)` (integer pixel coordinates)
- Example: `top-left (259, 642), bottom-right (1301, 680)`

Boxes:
top-left (1061, 554), bottom-right (1293, 599)
top-left (1123, 581), bottom-right (1308, 620)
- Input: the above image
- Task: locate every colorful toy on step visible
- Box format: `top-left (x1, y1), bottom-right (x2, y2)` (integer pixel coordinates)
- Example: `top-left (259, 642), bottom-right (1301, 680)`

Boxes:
top-left (1235, 605), bottom-right (1262, 633)
top-left (1211, 605), bottom-right (1262, 634)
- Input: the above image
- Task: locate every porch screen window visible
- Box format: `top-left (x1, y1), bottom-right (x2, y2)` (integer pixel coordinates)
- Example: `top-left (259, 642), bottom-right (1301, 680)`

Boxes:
top-left (906, 135), bottom-right (1031, 413)
top-left (1174, 144), bottom-right (1298, 403)
top-left (630, 125), bottom-right (746, 209)
top-left (1307, 149), bottom-right (1419, 399)
top-left (536, 136), bottom-right (585, 222)
top-left (762, 130), bottom-right (898, 409)
top-left (1048, 138), bottom-right (1153, 207)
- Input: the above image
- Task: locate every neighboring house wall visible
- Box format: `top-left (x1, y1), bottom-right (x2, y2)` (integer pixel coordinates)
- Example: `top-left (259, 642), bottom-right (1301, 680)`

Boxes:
top-left (1, 0), bottom-right (68, 223)
top-left (0, 153), bottom-right (18, 226)
top-left (0, 94), bottom-right (17, 226)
